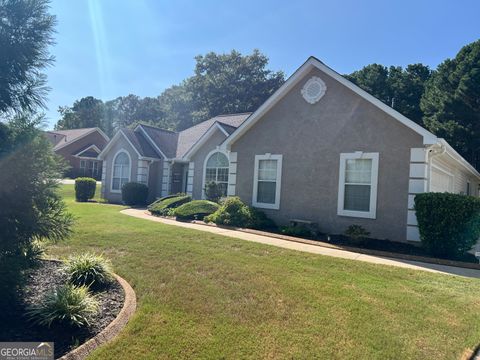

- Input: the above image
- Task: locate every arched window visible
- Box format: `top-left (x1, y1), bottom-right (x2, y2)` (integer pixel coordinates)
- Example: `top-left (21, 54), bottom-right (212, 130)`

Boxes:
top-left (205, 152), bottom-right (229, 196)
top-left (112, 151), bottom-right (130, 191)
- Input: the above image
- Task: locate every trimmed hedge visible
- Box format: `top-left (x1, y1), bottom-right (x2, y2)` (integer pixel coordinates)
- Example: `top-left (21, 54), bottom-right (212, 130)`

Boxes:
top-left (148, 195), bottom-right (192, 216)
top-left (74, 177), bottom-right (96, 202)
top-left (205, 197), bottom-right (276, 230)
top-left (122, 182), bottom-right (149, 206)
top-left (174, 200), bottom-right (220, 221)
top-left (414, 192), bottom-right (480, 258)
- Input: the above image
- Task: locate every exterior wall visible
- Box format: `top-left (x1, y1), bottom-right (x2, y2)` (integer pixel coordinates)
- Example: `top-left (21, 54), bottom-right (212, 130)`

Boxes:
top-left (147, 159), bottom-right (163, 202)
top-left (189, 129), bottom-right (228, 199)
top-left (102, 136), bottom-right (140, 204)
top-left (231, 67), bottom-right (424, 243)
top-left (55, 131), bottom-right (108, 180)
top-left (431, 155), bottom-right (479, 195)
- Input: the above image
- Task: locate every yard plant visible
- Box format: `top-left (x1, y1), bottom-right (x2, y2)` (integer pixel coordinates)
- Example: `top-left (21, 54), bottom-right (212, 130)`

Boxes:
top-left (75, 177), bottom-right (97, 202)
top-left (62, 253), bottom-right (114, 289)
top-left (121, 182), bottom-right (149, 206)
top-left (148, 194), bottom-right (191, 216)
top-left (415, 192), bottom-right (480, 258)
top-left (27, 284), bottom-right (99, 328)
top-left (174, 200), bottom-right (220, 221)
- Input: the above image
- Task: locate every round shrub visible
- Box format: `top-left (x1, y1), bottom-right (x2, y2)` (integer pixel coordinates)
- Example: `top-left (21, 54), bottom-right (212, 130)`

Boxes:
top-left (27, 284), bottom-right (99, 328)
top-left (148, 194), bottom-right (191, 216)
top-left (414, 192), bottom-right (480, 258)
top-left (174, 200), bottom-right (220, 221)
top-left (62, 253), bottom-right (114, 289)
top-left (122, 182), bottom-right (149, 206)
top-left (74, 177), bottom-right (96, 202)
top-left (205, 197), bottom-right (251, 227)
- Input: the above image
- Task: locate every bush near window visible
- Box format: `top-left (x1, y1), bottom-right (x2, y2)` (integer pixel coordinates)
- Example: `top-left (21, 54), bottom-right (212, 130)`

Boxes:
top-left (205, 197), bottom-right (276, 230)
top-left (174, 200), bottom-right (220, 221)
top-left (74, 177), bottom-right (96, 202)
top-left (204, 181), bottom-right (223, 203)
top-left (122, 182), bottom-right (149, 206)
top-left (62, 253), bottom-right (114, 289)
top-left (415, 192), bottom-right (480, 258)
top-left (27, 284), bottom-right (99, 328)
top-left (148, 194), bottom-right (192, 216)
top-left (344, 225), bottom-right (370, 244)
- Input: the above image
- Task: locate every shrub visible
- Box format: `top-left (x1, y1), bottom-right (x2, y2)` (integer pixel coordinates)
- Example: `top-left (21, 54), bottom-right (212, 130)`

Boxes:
top-left (148, 195), bottom-right (191, 216)
top-left (122, 182), bottom-right (149, 206)
top-left (27, 284), bottom-right (99, 328)
top-left (174, 200), bottom-right (220, 221)
top-left (74, 177), bottom-right (96, 202)
top-left (205, 197), bottom-right (276, 230)
top-left (204, 181), bottom-right (223, 203)
top-left (345, 225), bottom-right (370, 244)
top-left (415, 193), bottom-right (480, 258)
top-left (281, 225), bottom-right (313, 238)
top-left (62, 253), bottom-right (114, 289)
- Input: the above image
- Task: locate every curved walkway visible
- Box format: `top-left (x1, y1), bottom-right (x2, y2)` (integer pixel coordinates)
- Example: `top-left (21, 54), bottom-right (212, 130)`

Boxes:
top-left (121, 208), bottom-right (480, 279)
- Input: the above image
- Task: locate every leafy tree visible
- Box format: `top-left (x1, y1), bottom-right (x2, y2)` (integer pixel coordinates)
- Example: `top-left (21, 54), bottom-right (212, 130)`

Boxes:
top-left (421, 40), bottom-right (480, 168)
top-left (347, 63), bottom-right (431, 124)
top-left (0, 0), bottom-right (56, 116)
top-left (55, 96), bottom-right (105, 131)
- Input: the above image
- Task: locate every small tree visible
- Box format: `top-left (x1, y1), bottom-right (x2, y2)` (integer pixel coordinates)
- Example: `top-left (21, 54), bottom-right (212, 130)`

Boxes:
top-left (75, 177), bottom-right (96, 202)
top-left (204, 181), bottom-right (223, 203)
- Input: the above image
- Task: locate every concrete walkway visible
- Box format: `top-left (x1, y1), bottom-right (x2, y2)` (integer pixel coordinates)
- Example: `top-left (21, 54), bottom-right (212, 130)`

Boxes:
top-left (60, 179), bottom-right (101, 185)
top-left (121, 208), bottom-right (480, 279)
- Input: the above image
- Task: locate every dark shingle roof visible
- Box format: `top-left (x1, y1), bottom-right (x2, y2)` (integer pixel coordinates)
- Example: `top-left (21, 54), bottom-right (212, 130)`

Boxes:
top-left (46, 128), bottom-right (99, 150)
top-left (175, 113), bottom-right (251, 157)
top-left (139, 124), bottom-right (179, 158)
top-left (121, 128), bottom-right (160, 159)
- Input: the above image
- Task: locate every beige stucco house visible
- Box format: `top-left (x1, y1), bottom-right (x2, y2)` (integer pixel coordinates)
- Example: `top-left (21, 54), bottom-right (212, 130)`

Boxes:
top-left (98, 57), bottom-right (480, 243)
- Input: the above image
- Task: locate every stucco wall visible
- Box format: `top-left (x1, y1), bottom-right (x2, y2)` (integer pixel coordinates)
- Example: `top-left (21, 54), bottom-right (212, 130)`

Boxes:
top-left (190, 129), bottom-right (228, 199)
top-left (231, 67), bottom-right (424, 242)
top-left (102, 136), bottom-right (140, 204)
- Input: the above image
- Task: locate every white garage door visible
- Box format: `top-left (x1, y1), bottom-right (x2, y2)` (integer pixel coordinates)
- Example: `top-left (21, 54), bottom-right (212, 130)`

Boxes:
top-left (430, 166), bottom-right (454, 193)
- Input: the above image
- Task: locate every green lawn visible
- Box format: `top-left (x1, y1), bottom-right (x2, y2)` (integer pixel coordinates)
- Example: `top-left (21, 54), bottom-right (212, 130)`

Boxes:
top-left (48, 184), bottom-right (480, 359)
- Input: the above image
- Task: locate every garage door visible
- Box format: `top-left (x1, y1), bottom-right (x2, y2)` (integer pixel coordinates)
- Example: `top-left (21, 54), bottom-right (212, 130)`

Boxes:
top-left (430, 166), bottom-right (454, 193)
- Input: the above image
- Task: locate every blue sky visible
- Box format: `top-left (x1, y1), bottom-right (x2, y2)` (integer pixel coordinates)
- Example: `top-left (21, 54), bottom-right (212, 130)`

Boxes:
top-left (44, 0), bottom-right (480, 129)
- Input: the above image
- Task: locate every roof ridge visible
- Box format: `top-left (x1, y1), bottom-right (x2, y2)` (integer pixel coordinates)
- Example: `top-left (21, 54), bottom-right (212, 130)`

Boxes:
top-left (214, 112), bottom-right (252, 117)
top-left (139, 123), bottom-right (178, 134)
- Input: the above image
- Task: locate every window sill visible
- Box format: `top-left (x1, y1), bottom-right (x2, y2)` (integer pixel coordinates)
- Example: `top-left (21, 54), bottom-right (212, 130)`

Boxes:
top-left (337, 209), bottom-right (376, 219)
top-left (252, 202), bottom-right (280, 210)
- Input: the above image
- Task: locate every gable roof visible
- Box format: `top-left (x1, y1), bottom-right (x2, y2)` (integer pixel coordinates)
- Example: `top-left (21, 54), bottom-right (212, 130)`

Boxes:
top-left (223, 56), bottom-right (438, 148)
top-left (174, 113), bottom-right (250, 158)
top-left (46, 127), bottom-right (109, 151)
top-left (97, 129), bottom-right (160, 161)
top-left (74, 144), bottom-right (101, 158)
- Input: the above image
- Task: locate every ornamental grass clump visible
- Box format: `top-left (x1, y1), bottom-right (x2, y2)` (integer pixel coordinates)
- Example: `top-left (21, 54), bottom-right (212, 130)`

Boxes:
top-left (62, 253), bottom-right (114, 289)
top-left (27, 284), bottom-right (99, 328)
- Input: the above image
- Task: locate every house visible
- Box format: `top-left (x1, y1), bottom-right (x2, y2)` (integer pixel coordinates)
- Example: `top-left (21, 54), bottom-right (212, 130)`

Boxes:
top-left (46, 128), bottom-right (109, 180)
top-left (98, 57), bottom-right (480, 243)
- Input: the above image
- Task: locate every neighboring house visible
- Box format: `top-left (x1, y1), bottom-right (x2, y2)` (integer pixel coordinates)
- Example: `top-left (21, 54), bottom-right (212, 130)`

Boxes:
top-left (46, 128), bottom-right (109, 180)
top-left (98, 57), bottom-right (480, 243)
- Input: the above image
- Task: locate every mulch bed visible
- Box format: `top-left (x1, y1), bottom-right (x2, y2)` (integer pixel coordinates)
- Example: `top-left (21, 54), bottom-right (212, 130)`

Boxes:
top-left (0, 260), bottom-right (124, 359)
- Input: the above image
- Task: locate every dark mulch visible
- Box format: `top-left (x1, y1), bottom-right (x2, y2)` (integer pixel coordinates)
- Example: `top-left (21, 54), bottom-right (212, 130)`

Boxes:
top-left (324, 234), bottom-right (478, 263)
top-left (0, 260), bottom-right (124, 359)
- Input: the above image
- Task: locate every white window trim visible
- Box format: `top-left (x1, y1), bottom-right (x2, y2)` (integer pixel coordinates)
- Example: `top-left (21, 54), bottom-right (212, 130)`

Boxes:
top-left (252, 154), bottom-right (282, 210)
top-left (110, 149), bottom-right (131, 193)
top-left (202, 149), bottom-right (230, 199)
top-left (337, 152), bottom-right (379, 219)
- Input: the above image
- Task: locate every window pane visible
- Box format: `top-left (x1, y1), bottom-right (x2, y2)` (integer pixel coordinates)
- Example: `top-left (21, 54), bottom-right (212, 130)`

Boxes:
top-left (205, 168), bottom-right (216, 182)
top-left (115, 153), bottom-right (129, 165)
top-left (112, 178), bottom-right (120, 190)
top-left (217, 182), bottom-right (227, 196)
top-left (207, 152), bottom-right (228, 168)
top-left (121, 165), bottom-right (129, 178)
top-left (217, 168), bottom-right (229, 182)
top-left (345, 159), bottom-right (372, 184)
top-left (258, 160), bottom-right (277, 181)
top-left (113, 165), bottom-right (121, 177)
top-left (257, 181), bottom-right (276, 204)
top-left (344, 184), bottom-right (371, 211)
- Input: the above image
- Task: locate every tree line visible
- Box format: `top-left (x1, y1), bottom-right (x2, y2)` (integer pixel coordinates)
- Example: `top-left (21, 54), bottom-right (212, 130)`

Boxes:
top-left (54, 43), bottom-right (480, 169)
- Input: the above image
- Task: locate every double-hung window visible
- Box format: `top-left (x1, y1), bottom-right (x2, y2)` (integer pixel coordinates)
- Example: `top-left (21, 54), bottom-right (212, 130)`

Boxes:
top-left (111, 151), bottom-right (130, 192)
top-left (253, 154), bottom-right (282, 209)
top-left (337, 152), bottom-right (379, 219)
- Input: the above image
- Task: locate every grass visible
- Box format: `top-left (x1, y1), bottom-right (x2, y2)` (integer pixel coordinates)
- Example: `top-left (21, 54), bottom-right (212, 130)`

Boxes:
top-left (48, 184), bottom-right (480, 359)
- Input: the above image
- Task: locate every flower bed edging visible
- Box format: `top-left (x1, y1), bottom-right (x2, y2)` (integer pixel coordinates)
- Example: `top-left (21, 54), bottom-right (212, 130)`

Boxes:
top-left (59, 273), bottom-right (137, 360)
